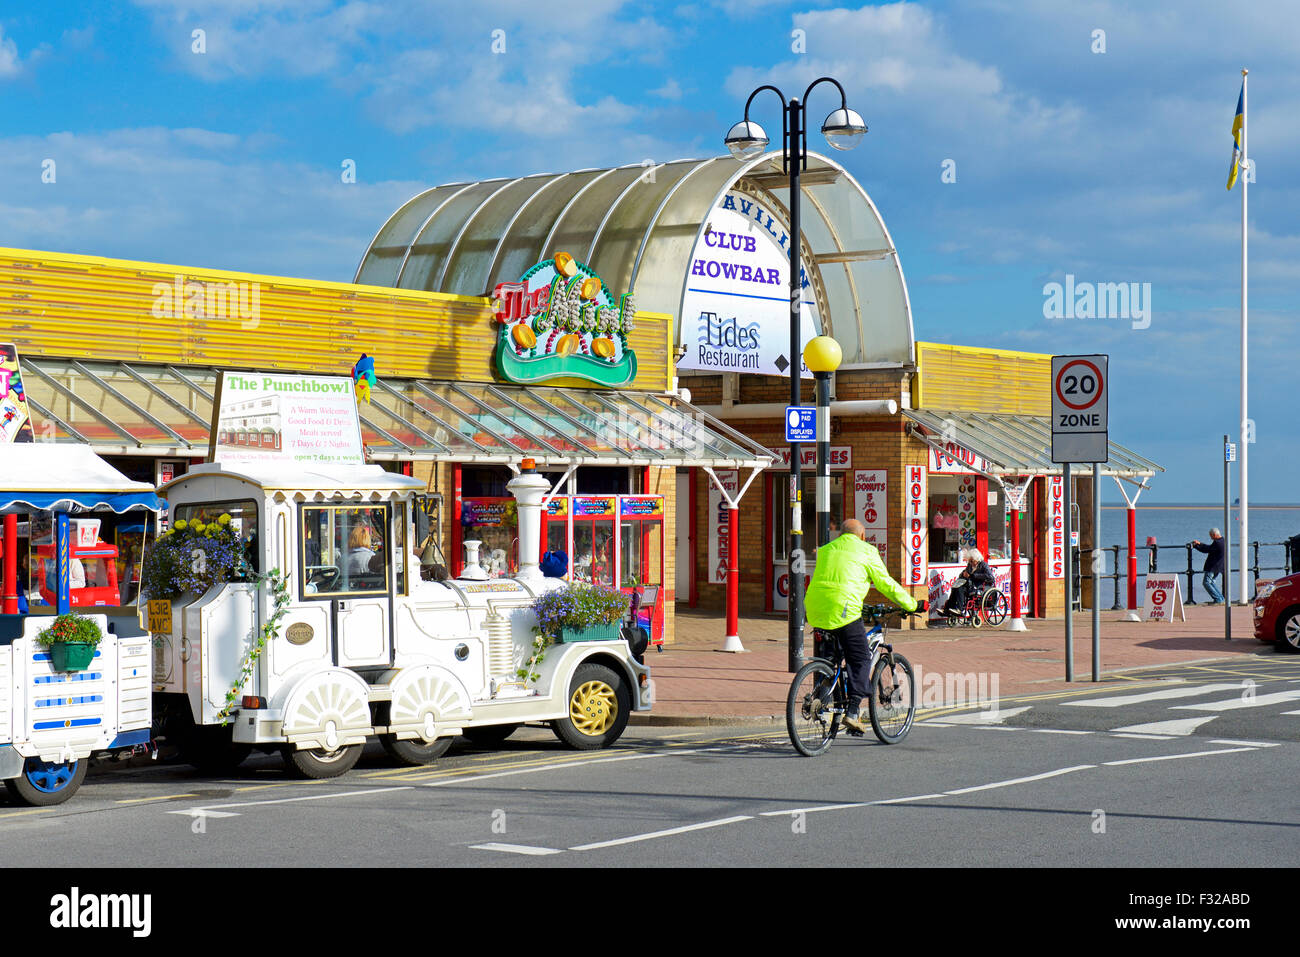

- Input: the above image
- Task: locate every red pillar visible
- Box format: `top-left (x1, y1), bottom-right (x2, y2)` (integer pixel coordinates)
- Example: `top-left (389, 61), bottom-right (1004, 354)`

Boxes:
top-left (1010, 504), bottom-right (1021, 621)
top-left (1127, 506), bottom-right (1138, 610)
top-left (2, 513), bottom-right (17, 614)
top-left (725, 507), bottom-right (739, 640)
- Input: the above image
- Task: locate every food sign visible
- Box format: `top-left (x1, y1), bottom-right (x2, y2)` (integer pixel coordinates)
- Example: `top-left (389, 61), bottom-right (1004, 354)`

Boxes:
top-left (493, 252), bottom-right (638, 387)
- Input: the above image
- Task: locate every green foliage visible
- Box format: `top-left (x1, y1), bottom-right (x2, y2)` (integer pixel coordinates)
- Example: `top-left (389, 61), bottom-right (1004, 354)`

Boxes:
top-left (35, 613), bottom-right (103, 647)
top-left (517, 583), bottom-right (629, 684)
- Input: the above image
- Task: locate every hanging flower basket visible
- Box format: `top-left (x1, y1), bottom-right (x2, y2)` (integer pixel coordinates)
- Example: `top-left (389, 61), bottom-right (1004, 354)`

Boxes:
top-left (35, 613), bottom-right (103, 673)
top-left (49, 642), bottom-right (97, 672)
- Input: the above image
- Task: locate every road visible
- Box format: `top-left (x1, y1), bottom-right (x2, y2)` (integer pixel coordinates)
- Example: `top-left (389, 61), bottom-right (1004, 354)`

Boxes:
top-left (2, 655), bottom-right (1297, 869)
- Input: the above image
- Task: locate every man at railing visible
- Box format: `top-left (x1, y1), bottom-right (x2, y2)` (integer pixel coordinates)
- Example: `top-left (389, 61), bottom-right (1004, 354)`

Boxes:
top-left (1192, 529), bottom-right (1226, 605)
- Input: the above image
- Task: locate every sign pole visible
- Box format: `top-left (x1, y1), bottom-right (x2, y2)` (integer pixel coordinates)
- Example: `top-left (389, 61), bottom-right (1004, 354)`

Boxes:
top-left (1092, 463), bottom-right (1101, 681)
top-left (1064, 462), bottom-right (1073, 681)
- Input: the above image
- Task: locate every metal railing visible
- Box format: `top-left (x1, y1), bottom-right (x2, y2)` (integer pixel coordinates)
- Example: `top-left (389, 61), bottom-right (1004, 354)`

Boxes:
top-left (1077, 541), bottom-right (1296, 608)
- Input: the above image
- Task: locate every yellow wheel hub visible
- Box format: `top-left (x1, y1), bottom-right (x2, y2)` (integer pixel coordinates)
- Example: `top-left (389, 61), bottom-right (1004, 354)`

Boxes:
top-left (570, 680), bottom-right (618, 736)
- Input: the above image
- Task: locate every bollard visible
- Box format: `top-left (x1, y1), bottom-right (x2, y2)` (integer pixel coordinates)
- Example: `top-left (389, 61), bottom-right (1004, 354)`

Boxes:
top-left (1185, 544), bottom-right (1197, 604)
top-left (1110, 545), bottom-right (1123, 610)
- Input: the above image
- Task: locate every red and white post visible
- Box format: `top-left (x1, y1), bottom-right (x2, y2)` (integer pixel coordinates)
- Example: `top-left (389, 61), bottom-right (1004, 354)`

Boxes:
top-left (1004, 477), bottom-right (1032, 632)
top-left (1114, 476), bottom-right (1148, 622)
top-left (704, 466), bottom-right (762, 653)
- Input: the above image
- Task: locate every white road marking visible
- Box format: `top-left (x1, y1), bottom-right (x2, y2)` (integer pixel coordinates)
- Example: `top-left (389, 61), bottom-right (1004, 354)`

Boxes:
top-left (570, 815), bottom-right (753, 851)
top-left (1210, 738), bottom-right (1280, 748)
top-left (1110, 716), bottom-right (1218, 736)
top-left (1283, 710), bottom-right (1300, 716)
top-left (471, 843), bottom-right (564, 856)
top-left (166, 786), bottom-right (413, 816)
top-left (1109, 732), bottom-right (1175, 740)
top-left (934, 706), bottom-right (1031, 725)
top-left (758, 802), bottom-right (868, 817)
top-left (944, 765), bottom-right (1096, 795)
top-left (1061, 683), bottom-right (1242, 708)
top-left (1173, 689), bottom-right (1300, 712)
top-left (1103, 747), bottom-right (1257, 767)
top-left (871, 793), bottom-right (947, 804)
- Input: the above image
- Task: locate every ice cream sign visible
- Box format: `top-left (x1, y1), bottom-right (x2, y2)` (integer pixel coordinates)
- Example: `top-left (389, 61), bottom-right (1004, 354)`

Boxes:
top-left (492, 252), bottom-right (638, 387)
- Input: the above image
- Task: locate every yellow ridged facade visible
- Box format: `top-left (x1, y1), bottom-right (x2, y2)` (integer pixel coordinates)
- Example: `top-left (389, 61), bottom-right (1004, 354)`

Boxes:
top-left (0, 247), bottom-right (673, 391)
top-left (914, 341), bottom-right (1051, 415)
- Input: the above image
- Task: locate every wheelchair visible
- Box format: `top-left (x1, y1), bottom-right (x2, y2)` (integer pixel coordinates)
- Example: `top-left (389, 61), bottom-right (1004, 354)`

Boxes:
top-left (938, 584), bottom-right (1008, 628)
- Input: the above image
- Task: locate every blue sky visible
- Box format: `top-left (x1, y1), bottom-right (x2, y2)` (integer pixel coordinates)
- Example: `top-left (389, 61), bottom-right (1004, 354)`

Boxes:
top-left (1, 1), bottom-right (1295, 503)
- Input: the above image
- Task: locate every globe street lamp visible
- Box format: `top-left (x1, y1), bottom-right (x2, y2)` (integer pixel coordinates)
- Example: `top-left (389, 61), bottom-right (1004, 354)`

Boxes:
top-left (726, 78), bottom-right (866, 673)
top-left (803, 335), bottom-right (843, 550)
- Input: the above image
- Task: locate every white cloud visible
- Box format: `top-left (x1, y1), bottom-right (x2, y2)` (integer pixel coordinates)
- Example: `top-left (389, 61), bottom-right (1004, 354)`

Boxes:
top-left (0, 27), bottom-right (24, 78)
top-left (0, 127), bottom-right (422, 282)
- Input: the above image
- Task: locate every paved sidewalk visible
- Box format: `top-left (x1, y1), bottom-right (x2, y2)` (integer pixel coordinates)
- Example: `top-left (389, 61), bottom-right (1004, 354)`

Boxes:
top-left (631, 604), bottom-right (1276, 725)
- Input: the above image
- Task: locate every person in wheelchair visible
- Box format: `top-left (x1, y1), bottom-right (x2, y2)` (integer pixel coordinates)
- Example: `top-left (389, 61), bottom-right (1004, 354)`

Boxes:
top-left (941, 548), bottom-right (995, 618)
top-left (805, 519), bottom-right (922, 734)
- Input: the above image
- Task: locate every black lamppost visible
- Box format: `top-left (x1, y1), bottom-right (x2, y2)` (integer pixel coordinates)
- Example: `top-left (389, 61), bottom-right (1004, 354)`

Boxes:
top-left (724, 78), bottom-right (866, 673)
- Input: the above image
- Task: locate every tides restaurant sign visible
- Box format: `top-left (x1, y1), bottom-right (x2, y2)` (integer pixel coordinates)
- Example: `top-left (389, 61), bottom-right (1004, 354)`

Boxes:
top-left (679, 191), bottom-right (822, 377)
top-left (492, 252), bottom-right (637, 387)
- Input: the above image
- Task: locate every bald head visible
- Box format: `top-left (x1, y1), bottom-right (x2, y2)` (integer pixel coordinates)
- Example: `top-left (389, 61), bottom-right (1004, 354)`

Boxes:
top-left (841, 518), bottom-right (866, 539)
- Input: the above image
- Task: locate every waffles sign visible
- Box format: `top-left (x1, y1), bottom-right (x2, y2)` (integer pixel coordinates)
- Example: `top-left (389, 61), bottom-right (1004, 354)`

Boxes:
top-left (492, 253), bottom-right (638, 387)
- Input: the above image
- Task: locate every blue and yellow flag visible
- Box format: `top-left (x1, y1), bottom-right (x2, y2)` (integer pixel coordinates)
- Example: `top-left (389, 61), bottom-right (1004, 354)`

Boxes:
top-left (1226, 83), bottom-right (1245, 190)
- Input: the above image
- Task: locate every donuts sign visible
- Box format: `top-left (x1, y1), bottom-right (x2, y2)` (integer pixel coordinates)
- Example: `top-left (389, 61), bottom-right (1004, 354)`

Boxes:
top-left (492, 252), bottom-right (638, 387)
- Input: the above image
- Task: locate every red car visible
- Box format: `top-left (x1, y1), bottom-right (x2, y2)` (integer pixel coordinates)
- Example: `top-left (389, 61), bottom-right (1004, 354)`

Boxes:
top-left (1253, 573), bottom-right (1300, 652)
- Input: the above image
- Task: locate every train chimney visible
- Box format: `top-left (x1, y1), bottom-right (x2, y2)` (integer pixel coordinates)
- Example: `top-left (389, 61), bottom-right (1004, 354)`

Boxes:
top-left (507, 458), bottom-right (549, 582)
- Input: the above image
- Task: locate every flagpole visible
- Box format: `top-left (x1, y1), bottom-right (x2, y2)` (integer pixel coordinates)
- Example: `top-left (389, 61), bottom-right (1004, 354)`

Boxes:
top-left (1239, 67), bottom-right (1249, 605)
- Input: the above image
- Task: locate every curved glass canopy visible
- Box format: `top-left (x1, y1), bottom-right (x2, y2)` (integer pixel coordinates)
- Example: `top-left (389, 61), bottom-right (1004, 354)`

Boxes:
top-left (356, 152), bottom-right (915, 367)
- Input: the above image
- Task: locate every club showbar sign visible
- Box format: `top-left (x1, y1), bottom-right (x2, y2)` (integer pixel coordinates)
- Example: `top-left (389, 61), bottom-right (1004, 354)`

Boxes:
top-left (678, 191), bottom-right (821, 378)
top-left (492, 252), bottom-right (637, 387)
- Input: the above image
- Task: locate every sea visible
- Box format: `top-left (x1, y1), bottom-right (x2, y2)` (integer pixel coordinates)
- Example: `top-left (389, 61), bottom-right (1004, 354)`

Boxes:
top-left (1097, 504), bottom-right (1300, 581)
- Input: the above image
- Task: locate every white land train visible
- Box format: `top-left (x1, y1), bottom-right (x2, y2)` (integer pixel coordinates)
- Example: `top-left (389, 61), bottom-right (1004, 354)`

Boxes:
top-left (1, 445), bottom-right (158, 806)
top-left (152, 460), bottom-right (651, 778)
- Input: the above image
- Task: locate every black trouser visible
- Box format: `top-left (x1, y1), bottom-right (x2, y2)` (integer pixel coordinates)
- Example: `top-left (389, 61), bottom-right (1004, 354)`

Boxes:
top-left (824, 618), bottom-right (873, 708)
top-left (944, 581), bottom-right (973, 615)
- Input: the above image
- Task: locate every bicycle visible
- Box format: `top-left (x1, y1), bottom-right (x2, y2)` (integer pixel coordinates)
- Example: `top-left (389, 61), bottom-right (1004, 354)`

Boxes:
top-left (786, 603), bottom-right (924, 757)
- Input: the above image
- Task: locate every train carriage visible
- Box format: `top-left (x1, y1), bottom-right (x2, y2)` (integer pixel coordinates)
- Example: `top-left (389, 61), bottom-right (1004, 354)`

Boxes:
top-left (0, 445), bottom-right (160, 805)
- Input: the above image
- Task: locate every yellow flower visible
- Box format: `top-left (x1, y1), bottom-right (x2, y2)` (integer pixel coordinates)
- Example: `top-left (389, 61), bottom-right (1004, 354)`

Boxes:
top-left (218, 514), bottom-right (232, 525)
top-left (191, 521), bottom-right (205, 532)
top-left (174, 519), bottom-right (188, 530)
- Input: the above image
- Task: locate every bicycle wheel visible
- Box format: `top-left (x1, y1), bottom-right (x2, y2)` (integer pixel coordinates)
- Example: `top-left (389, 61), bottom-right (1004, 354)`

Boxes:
top-left (786, 659), bottom-right (838, 757)
top-left (868, 652), bottom-right (916, 744)
top-left (981, 590), bottom-right (1008, 626)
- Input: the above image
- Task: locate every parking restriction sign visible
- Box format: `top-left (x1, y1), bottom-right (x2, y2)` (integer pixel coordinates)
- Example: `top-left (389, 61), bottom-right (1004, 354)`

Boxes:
top-left (1051, 354), bottom-right (1108, 463)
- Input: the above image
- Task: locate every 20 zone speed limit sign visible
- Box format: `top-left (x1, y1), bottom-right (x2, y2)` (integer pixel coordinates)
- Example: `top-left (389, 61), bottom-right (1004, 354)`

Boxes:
top-left (1051, 354), bottom-right (1108, 463)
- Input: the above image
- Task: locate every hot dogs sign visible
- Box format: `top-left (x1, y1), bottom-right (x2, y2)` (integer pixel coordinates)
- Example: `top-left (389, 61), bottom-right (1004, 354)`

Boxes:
top-left (492, 252), bottom-right (638, 387)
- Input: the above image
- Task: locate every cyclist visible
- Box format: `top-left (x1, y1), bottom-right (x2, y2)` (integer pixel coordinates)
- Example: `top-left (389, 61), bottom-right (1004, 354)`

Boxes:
top-left (805, 518), bottom-right (923, 733)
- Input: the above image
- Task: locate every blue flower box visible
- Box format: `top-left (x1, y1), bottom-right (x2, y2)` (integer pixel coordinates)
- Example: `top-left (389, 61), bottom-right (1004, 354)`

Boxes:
top-left (558, 623), bottom-right (622, 643)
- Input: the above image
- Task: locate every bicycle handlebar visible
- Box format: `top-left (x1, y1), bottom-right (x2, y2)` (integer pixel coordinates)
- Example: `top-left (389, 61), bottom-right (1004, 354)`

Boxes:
top-left (862, 601), bottom-right (927, 622)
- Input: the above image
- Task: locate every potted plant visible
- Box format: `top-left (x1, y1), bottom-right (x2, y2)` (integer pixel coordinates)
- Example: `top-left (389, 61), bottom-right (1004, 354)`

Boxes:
top-left (533, 582), bottom-right (629, 643)
top-left (518, 583), bottom-right (630, 684)
top-left (36, 613), bottom-right (103, 672)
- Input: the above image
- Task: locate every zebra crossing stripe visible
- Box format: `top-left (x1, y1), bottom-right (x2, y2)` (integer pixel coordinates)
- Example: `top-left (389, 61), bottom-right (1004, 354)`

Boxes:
top-left (1109, 716), bottom-right (1217, 736)
top-left (1172, 689), bottom-right (1300, 712)
top-left (1061, 683), bottom-right (1242, 708)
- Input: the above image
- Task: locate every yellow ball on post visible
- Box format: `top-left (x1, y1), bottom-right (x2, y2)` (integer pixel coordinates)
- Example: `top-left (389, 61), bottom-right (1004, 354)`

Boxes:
top-left (803, 335), bottom-right (842, 373)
